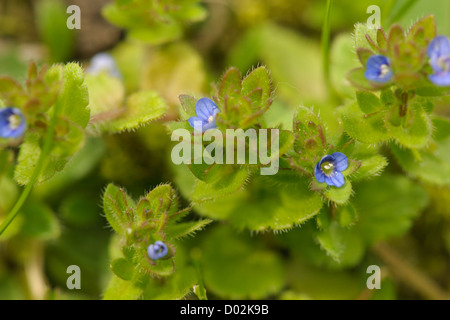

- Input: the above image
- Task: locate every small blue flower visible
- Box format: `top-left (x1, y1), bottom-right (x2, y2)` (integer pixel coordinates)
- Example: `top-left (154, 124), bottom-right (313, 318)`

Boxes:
top-left (0, 107), bottom-right (26, 139)
top-left (86, 52), bottom-right (122, 78)
top-left (364, 55), bottom-right (393, 83)
top-left (188, 98), bottom-right (220, 132)
top-left (147, 241), bottom-right (168, 260)
top-left (427, 36), bottom-right (450, 86)
top-left (315, 152), bottom-right (349, 188)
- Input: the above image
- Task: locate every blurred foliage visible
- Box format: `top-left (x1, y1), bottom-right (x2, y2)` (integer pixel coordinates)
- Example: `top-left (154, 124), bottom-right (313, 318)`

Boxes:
top-left (0, 0), bottom-right (449, 301)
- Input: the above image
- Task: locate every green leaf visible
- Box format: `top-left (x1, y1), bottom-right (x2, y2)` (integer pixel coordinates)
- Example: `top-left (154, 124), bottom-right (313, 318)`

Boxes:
top-left (56, 63), bottom-right (90, 128)
top-left (280, 230), bottom-right (363, 297)
top-left (14, 120), bottom-right (86, 185)
top-left (241, 66), bottom-right (271, 108)
top-left (19, 202), bottom-right (60, 240)
top-left (104, 91), bottom-right (167, 132)
top-left (356, 91), bottom-right (382, 114)
top-left (201, 225), bottom-right (284, 299)
top-left (219, 67), bottom-right (242, 98)
top-left (354, 175), bottom-right (428, 244)
top-left (338, 101), bottom-right (390, 144)
top-left (103, 275), bottom-right (143, 300)
top-left (323, 180), bottom-right (352, 205)
top-left (377, 28), bottom-right (388, 51)
top-left (111, 258), bottom-right (135, 281)
top-left (386, 101), bottom-right (432, 149)
top-left (165, 219), bottom-right (212, 240)
top-left (354, 23), bottom-right (378, 51)
top-left (85, 73), bottom-right (125, 117)
top-left (391, 118), bottom-right (450, 186)
top-left (192, 166), bottom-right (249, 203)
top-left (356, 48), bottom-right (375, 66)
top-left (346, 68), bottom-right (380, 91)
top-left (336, 203), bottom-right (358, 227)
top-left (128, 24), bottom-right (183, 45)
top-left (103, 184), bottom-right (135, 235)
top-left (194, 177), bottom-right (323, 231)
top-left (145, 183), bottom-right (178, 216)
top-left (142, 265), bottom-right (197, 300)
top-left (387, 24), bottom-right (406, 53)
top-left (179, 94), bottom-right (197, 118)
top-left (350, 154), bottom-right (388, 181)
top-left (407, 14), bottom-right (436, 43)
top-left (316, 221), bottom-right (345, 262)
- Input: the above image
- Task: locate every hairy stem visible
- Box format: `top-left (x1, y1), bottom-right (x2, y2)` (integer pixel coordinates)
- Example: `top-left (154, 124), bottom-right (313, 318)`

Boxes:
top-left (0, 103), bottom-right (61, 236)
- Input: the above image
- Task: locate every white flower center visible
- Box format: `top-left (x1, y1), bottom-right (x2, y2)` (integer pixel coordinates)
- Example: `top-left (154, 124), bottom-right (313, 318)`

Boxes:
top-left (380, 64), bottom-right (390, 77)
top-left (437, 57), bottom-right (449, 72)
top-left (321, 162), bottom-right (335, 175)
top-left (8, 114), bottom-right (21, 130)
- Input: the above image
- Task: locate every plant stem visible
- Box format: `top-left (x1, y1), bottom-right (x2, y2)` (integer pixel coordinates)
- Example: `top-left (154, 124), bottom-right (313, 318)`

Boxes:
top-left (321, 0), bottom-right (334, 94)
top-left (372, 242), bottom-right (450, 300)
top-left (0, 105), bottom-right (61, 236)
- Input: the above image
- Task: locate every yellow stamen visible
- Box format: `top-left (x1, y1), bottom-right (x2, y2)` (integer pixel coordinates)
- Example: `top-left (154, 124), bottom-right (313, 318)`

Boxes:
top-left (208, 115), bottom-right (214, 123)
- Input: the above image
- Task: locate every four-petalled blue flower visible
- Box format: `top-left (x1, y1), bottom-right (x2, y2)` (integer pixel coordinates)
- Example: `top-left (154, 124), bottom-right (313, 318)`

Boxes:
top-left (315, 152), bottom-right (349, 188)
top-left (147, 241), bottom-right (168, 260)
top-left (0, 107), bottom-right (26, 139)
top-left (364, 55), bottom-right (393, 83)
top-left (427, 35), bottom-right (450, 86)
top-left (188, 98), bottom-right (220, 132)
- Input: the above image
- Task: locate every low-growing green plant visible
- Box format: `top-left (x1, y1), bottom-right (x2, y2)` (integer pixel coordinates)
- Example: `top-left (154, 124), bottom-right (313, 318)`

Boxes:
top-left (0, 0), bottom-right (449, 301)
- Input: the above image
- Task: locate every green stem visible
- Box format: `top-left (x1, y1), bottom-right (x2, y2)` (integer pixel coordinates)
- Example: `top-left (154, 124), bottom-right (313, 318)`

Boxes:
top-left (0, 107), bottom-right (60, 236)
top-left (321, 0), bottom-right (334, 94)
top-left (386, 0), bottom-right (419, 26)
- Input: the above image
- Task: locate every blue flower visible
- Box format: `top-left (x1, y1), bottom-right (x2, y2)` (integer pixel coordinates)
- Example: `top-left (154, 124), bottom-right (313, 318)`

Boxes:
top-left (188, 98), bottom-right (220, 132)
top-left (147, 241), bottom-right (168, 260)
top-left (364, 55), bottom-right (393, 83)
top-left (86, 52), bottom-right (122, 78)
top-left (0, 107), bottom-right (26, 139)
top-left (315, 152), bottom-right (349, 188)
top-left (427, 36), bottom-right (450, 86)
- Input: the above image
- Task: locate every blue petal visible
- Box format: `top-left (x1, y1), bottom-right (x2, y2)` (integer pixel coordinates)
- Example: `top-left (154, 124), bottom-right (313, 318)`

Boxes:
top-left (331, 152), bottom-right (349, 172)
top-left (147, 241), bottom-right (168, 260)
top-left (365, 55), bottom-right (393, 83)
top-left (195, 98), bottom-right (218, 121)
top-left (427, 36), bottom-right (450, 61)
top-left (188, 116), bottom-right (206, 131)
top-left (86, 52), bottom-right (122, 78)
top-left (429, 72), bottom-right (450, 87)
top-left (154, 241), bottom-right (168, 257)
top-left (324, 171), bottom-right (345, 188)
top-left (366, 55), bottom-right (389, 70)
top-left (0, 108), bottom-right (26, 138)
top-left (202, 121), bottom-right (217, 131)
top-left (314, 162), bottom-right (326, 183)
top-left (318, 154), bottom-right (334, 166)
